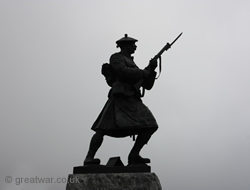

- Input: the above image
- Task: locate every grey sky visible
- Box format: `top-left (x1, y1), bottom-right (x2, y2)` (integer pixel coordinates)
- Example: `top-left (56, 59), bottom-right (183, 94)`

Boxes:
top-left (1, 0), bottom-right (250, 190)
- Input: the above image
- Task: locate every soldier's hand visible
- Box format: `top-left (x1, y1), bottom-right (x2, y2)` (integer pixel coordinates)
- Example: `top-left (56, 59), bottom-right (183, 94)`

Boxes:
top-left (149, 58), bottom-right (158, 71)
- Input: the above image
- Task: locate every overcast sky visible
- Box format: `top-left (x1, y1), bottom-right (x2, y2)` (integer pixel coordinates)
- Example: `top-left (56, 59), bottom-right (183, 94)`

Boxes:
top-left (1, 0), bottom-right (250, 190)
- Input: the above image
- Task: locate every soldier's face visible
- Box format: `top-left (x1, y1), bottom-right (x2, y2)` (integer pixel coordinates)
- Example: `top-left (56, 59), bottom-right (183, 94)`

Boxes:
top-left (127, 43), bottom-right (137, 54)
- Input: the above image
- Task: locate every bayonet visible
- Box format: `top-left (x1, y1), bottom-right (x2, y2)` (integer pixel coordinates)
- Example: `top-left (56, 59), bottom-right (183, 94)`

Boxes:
top-left (154, 32), bottom-right (183, 60)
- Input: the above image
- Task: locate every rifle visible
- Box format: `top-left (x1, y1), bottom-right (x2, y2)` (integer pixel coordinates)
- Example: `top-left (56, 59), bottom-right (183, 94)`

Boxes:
top-left (153, 32), bottom-right (183, 78)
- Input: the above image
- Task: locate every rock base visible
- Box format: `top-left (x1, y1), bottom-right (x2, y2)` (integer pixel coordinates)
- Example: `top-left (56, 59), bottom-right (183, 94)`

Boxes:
top-left (66, 173), bottom-right (162, 190)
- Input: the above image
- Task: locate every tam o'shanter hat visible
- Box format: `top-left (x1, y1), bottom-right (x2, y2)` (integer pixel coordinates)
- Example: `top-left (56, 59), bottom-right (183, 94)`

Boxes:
top-left (116, 34), bottom-right (138, 47)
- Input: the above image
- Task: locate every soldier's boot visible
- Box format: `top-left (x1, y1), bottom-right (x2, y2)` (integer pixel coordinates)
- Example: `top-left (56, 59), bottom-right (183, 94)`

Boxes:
top-left (128, 129), bottom-right (156, 164)
top-left (84, 132), bottom-right (104, 165)
top-left (128, 136), bottom-right (150, 164)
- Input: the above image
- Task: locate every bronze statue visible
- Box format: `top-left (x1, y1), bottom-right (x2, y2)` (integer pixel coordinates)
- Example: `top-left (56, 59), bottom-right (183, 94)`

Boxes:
top-left (84, 34), bottom-right (177, 166)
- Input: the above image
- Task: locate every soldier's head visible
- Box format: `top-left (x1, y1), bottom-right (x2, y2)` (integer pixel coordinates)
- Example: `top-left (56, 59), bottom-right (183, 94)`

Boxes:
top-left (116, 34), bottom-right (137, 54)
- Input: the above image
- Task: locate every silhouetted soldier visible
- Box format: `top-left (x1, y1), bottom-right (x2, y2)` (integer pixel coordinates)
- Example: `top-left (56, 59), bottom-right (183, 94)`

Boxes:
top-left (84, 34), bottom-right (158, 165)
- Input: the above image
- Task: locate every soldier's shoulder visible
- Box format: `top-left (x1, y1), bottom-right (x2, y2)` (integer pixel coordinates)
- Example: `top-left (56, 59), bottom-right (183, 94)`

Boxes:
top-left (110, 52), bottom-right (123, 62)
top-left (110, 52), bottom-right (122, 58)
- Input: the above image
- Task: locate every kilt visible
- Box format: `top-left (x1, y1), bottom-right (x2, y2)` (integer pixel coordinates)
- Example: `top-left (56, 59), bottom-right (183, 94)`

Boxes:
top-left (91, 95), bottom-right (158, 137)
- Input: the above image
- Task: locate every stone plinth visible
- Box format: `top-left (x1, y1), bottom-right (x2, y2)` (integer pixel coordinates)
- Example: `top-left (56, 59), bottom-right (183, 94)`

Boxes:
top-left (66, 173), bottom-right (162, 190)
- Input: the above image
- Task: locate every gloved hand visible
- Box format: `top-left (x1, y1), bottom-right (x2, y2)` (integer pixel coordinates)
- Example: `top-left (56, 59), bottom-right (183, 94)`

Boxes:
top-left (146, 58), bottom-right (158, 71)
top-left (150, 58), bottom-right (157, 70)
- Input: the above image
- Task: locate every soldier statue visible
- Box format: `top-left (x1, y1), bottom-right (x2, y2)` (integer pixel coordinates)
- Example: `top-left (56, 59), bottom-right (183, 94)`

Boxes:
top-left (84, 34), bottom-right (159, 166)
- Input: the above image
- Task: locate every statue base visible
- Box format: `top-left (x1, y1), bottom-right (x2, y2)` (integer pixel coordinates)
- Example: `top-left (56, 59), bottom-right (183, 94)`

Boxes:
top-left (66, 157), bottom-right (162, 189)
top-left (75, 156), bottom-right (151, 173)
top-left (74, 163), bottom-right (151, 174)
top-left (66, 173), bottom-right (162, 190)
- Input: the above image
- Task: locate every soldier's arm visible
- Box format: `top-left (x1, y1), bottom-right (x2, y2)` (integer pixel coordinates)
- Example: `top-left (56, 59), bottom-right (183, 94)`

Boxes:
top-left (110, 53), bottom-right (149, 80)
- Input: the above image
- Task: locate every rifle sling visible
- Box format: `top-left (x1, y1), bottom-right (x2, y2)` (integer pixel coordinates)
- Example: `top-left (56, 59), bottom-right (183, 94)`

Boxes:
top-left (155, 55), bottom-right (162, 79)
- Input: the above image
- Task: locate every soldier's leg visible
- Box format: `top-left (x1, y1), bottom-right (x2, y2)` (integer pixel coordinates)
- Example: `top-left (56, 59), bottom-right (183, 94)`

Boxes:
top-left (84, 131), bottom-right (104, 165)
top-left (128, 128), bottom-right (157, 164)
